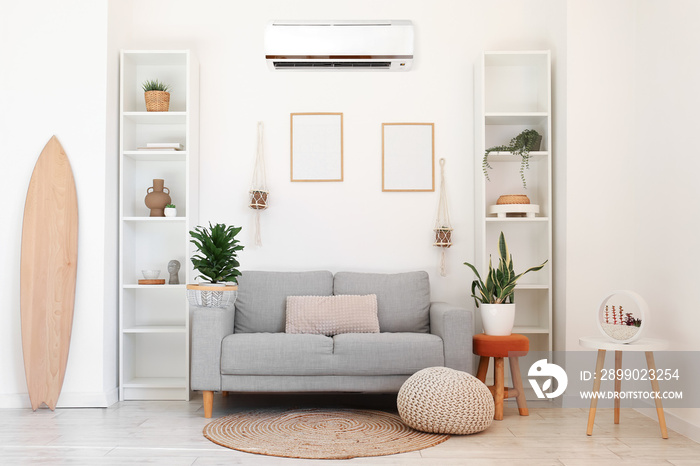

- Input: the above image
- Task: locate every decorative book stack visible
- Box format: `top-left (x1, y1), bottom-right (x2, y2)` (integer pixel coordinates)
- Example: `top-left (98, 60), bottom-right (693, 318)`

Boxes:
top-left (137, 142), bottom-right (184, 151)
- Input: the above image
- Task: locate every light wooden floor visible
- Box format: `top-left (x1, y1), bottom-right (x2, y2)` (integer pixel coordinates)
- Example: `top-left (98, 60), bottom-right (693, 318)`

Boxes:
top-left (1, 393), bottom-right (699, 465)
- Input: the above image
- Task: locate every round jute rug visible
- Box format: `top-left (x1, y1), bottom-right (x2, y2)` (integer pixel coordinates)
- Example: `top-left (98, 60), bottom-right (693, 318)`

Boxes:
top-left (203, 408), bottom-right (450, 459)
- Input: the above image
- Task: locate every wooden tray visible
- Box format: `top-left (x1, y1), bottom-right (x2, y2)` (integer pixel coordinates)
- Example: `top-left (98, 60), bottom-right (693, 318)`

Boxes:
top-left (138, 279), bottom-right (166, 285)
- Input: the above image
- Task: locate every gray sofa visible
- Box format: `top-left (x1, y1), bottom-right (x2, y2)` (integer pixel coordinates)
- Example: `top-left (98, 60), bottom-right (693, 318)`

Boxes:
top-left (191, 270), bottom-right (473, 417)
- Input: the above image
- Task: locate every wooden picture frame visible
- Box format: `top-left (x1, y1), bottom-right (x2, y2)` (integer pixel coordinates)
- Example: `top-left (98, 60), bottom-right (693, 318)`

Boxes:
top-left (291, 113), bottom-right (344, 182)
top-left (382, 123), bottom-right (435, 192)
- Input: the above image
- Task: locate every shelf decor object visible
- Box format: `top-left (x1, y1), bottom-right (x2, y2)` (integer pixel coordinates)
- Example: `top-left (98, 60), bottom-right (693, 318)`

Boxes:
top-left (142, 79), bottom-right (171, 112)
top-left (249, 122), bottom-right (269, 246)
top-left (20, 135), bottom-right (78, 411)
top-left (483, 129), bottom-right (542, 189)
top-left (433, 158), bottom-right (453, 277)
top-left (119, 50), bottom-right (199, 401)
top-left (596, 290), bottom-right (647, 344)
top-left (382, 123), bottom-right (435, 192)
top-left (291, 113), bottom-right (343, 182)
top-left (475, 50), bottom-right (553, 352)
top-left (489, 194), bottom-right (540, 218)
top-left (144, 178), bottom-right (171, 217)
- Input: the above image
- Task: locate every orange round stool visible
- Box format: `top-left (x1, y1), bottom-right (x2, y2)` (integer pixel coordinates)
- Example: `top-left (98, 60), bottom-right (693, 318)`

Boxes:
top-left (473, 333), bottom-right (529, 420)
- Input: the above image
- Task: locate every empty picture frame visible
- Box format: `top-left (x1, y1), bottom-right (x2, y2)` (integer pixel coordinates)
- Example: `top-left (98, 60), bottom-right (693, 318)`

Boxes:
top-left (382, 123), bottom-right (435, 192)
top-left (291, 113), bottom-right (344, 182)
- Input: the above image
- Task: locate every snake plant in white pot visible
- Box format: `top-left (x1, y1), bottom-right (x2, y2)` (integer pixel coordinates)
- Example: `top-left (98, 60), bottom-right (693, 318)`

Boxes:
top-left (463, 231), bottom-right (547, 335)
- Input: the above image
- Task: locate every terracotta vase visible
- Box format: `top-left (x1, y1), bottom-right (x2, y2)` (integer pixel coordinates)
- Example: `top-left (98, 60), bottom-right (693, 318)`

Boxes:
top-left (144, 179), bottom-right (171, 217)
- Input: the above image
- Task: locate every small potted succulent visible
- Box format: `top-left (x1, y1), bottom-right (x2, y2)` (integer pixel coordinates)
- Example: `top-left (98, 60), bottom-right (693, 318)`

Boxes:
top-left (463, 231), bottom-right (547, 335)
top-left (483, 129), bottom-right (542, 188)
top-left (187, 223), bottom-right (244, 308)
top-left (142, 79), bottom-right (171, 112)
top-left (164, 203), bottom-right (177, 217)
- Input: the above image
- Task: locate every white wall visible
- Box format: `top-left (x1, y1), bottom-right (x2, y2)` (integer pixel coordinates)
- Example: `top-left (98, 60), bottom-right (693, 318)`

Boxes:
top-left (0, 0), bottom-right (117, 407)
top-left (633, 0), bottom-right (700, 442)
top-left (566, 0), bottom-right (700, 440)
top-left (113, 0), bottom-right (561, 309)
top-left (566, 0), bottom-right (638, 346)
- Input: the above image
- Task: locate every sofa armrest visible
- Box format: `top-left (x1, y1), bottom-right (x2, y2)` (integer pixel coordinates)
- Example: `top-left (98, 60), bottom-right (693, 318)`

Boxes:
top-left (191, 306), bottom-right (235, 391)
top-left (429, 302), bottom-right (474, 373)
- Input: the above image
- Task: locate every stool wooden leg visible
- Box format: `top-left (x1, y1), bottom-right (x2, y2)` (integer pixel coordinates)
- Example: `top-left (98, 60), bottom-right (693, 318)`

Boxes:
top-left (645, 351), bottom-right (669, 439)
top-left (587, 349), bottom-right (606, 436)
top-left (509, 356), bottom-right (529, 416)
top-left (494, 357), bottom-right (505, 421)
top-left (614, 351), bottom-right (622, 424)
top-left (203, 391), bottom-right (214, 419)
top-left (476, 356), bottom-right (489, 383)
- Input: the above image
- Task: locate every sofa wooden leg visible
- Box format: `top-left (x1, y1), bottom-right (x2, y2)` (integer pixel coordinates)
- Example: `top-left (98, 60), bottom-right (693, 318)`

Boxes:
top-left (221, 391), bottom-right (229, 397)
top-left (203, 391), bottom-right (213, 418)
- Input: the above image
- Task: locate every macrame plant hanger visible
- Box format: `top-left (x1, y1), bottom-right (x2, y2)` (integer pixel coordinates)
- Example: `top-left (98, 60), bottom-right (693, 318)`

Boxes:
top-left (249, 121), bottom-right (268, 246)
top-left (433, 158), bottom-right (453, 277)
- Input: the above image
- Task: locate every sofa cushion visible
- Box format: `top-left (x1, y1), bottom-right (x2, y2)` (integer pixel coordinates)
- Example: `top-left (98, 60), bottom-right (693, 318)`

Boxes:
top-left (333, 271), bottom-right (431, 333)
top-left (221, 333), bottom-right (334, 375)
top-left (332, 333), bottom-right (444, 375)
top-left (234, 270), bottom-right (333, 333)
top-left (220, 332), bottom-right (444, 377)
top-left (286, 294), bottom-right (380, 336)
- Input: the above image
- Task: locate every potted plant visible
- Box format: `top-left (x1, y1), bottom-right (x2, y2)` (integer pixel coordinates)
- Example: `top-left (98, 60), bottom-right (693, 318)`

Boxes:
top-left (483, 129), bottom-right (542, 189)
top-left (434, 226), bottom-right (452, 247)
top-left (463, 231), bottom-right (547, 335)
top-left (186, 223), bottom-right (244, 307)
top-left (164, 203), bottom-right (177, 217)
top-left (142, 79), bottom-right (171, 112)
top-left (249, 189), bottom-right (268, 210)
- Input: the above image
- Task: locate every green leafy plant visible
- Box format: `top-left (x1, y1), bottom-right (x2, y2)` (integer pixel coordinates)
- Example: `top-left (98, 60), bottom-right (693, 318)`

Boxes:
top-left (142, 79), bottom-right (170, 92)
top-left (483, 129), bottom-right (542, 188)
top-left (463, 231), bottom-right (547, 307)
top-left (189, 223), bottom-right (244, 283)
top-left (165, 203), bottom-right (176, 208)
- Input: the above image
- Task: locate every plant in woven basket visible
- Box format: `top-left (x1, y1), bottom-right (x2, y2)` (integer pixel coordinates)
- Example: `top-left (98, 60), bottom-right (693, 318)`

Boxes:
top-left (463, 231), bottom-right (547, 307)
top-left (483, 129), bottom-right (542, 188)
top-left (189, 222), bottom-right (244, 284)
top-left (142, 79), bottom-right (171, 112)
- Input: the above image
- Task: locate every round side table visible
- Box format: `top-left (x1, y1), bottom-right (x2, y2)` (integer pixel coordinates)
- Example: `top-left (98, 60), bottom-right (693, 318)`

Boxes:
top-left (579, 336), bottom-right (669, 439)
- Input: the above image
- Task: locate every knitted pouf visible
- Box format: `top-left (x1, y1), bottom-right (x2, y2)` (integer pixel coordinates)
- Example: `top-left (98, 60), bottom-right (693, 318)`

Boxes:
top-left (397, 367), bottom-right (494, 435)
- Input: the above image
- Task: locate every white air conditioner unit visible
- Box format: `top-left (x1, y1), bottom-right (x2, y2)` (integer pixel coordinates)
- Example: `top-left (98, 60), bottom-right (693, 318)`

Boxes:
top-left (265, 20), bottom-right (414, 71)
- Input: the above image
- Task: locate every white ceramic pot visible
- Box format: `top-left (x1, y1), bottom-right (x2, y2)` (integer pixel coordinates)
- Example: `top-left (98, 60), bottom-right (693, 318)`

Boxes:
top-left (480, 303), bottom-right (515, 336)
top-left (164, 207), bottom-right (177, 217)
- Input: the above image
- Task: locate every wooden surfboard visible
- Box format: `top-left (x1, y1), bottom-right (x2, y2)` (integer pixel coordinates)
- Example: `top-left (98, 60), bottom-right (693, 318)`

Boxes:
top-left (20, 136), bottom-right (78, 411)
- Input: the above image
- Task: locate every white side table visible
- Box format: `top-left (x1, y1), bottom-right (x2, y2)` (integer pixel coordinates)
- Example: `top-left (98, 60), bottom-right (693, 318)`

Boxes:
top-left (579, 336), bottom-right (669, 439)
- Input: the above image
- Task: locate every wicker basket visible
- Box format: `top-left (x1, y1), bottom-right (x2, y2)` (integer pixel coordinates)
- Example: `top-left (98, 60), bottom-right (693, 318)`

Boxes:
top-left (497, 194), bottom-right (530, 205)
top-left (144, 91), bottom-right (170, 112)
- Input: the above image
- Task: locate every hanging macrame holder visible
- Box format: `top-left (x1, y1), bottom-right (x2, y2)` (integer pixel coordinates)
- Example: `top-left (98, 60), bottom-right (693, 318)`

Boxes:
top-left (434, 158), bottom-right (453, 277)
top-left (249, 122), bottom-right (268, 246)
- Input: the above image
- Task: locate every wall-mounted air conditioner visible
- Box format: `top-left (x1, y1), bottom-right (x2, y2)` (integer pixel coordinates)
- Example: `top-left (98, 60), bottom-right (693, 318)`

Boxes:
top-left (264, 20), bottom-right (414, 71)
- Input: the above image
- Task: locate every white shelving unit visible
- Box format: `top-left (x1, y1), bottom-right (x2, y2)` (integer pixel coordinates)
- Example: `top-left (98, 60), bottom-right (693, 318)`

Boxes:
top-left (474, 51), bottom-right (553, 353)
top-left (119, 50), bottom-right (199, 401)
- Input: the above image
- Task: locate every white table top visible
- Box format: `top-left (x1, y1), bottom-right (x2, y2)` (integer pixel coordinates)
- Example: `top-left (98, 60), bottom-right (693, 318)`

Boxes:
top-left (579, 336), bottom-right (669, 352)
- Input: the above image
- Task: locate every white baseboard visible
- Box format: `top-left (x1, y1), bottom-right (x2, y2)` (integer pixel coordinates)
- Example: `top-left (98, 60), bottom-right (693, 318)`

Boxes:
top-left (0, 387), bottom-right (119, 409)
top-left (635, 408), bottom-right (700, 443)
